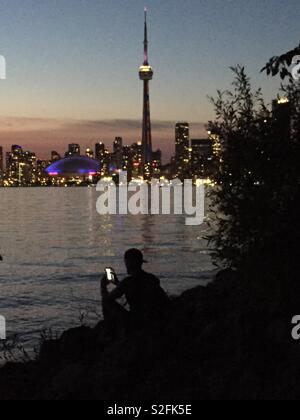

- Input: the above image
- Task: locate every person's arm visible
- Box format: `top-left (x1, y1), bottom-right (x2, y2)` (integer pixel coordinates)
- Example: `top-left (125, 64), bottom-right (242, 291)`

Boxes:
top-left (101, 275), bottom-right (127, 302)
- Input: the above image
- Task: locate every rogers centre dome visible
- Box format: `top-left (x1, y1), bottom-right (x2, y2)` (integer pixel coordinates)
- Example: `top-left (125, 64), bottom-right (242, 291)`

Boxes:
top-left (45, 156), bottom-right (101, 177)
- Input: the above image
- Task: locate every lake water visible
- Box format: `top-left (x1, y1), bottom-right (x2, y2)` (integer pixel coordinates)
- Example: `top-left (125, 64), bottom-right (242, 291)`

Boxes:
top-left (0, 188), bottom-right (214, 351)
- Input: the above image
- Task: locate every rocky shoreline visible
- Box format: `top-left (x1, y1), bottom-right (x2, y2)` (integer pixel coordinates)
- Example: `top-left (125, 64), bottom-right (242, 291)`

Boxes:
top-left (0, 270), bottom-right (299, 400)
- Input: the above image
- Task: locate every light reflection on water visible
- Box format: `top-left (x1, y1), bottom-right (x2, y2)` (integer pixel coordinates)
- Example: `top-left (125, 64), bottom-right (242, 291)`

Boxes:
top-left (0, 187), bottom-right (214, 348)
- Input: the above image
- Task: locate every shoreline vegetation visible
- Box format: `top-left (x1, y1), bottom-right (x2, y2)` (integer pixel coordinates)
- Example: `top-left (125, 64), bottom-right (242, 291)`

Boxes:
top-left (0, 269), bottom-right (299, 400)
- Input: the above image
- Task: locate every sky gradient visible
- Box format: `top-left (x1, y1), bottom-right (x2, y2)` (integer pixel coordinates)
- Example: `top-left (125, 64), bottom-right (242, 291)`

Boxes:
top-left (0, 0), bottom-right (299, 160)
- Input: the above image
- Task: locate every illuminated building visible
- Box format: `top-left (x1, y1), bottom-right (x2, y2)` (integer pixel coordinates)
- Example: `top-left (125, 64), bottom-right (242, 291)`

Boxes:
top-left (152, 149), bottom-right (162, 177)
top-left (23, 151), bottom-right (37, 184)
top-left (6, 145), bottom-right (21, 185)
top-left (36, 160), bottom-right (51, 186)
top-left (95, 142), bottom-right (106, 160)
top-left (131, 142), bottom-right (142, 178)
top-left (139, 8), bottom-right (153, 178)
top-left (191, 139), bottom-right (213, 178)
top-left (45, 155), bottom-right (100, 184)
top-left (65, 143), bottom-right (81, 157)
top-left (122, 145), bottom-right (132, 174)
top-left (208, 130), bottom-right (222, 158)
top-left (95, 142), bottom-right (110, 176)
top-left (175, 122), bottom-right (190, 178)
top-left (85, 148), bottom-right (94, 159)
top-left (113, 137), bottom-right (123, 170)
top-left (272, 98), bottom-right (291, 140)
top-left (5, 145), bottom-right (36, 186)
top-left (114, 137), bottom-right (123, 153)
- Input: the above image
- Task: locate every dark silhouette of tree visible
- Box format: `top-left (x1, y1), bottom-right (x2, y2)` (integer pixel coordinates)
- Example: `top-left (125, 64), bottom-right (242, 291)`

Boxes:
top-left (207, 66), bottom-right (300, 303)
top-left (262, 44), bottom-right (300, 80)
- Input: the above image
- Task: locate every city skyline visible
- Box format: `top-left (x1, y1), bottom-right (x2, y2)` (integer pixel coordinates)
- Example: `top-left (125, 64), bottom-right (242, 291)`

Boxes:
top-left (0, 119), bottom-right (206, 159)
top-left (0, 0), bottom-right (298, 160)
top-left (0, 117), bottom-right (220, 186)
top-left (0, 95), bottom-right (291, 186)
top-left (0, 117), bottom-right (207, 164)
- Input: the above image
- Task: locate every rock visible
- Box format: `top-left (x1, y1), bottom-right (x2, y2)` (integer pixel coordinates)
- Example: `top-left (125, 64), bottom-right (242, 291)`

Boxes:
top-left (1, 271), bottom-right (300, 400)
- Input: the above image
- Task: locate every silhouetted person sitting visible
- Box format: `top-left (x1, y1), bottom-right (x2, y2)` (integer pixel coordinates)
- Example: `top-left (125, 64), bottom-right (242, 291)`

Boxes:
top-left (101, 249), bottom-right (169, 334)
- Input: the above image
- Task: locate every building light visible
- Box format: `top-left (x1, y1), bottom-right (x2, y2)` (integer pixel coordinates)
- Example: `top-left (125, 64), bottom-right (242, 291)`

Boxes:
top-left (277, 97), bottom-right (289, 104)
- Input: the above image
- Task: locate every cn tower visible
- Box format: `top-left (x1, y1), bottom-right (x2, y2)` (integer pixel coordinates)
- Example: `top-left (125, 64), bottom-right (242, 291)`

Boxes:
top-left (139, 8), bottom-right (153, 178)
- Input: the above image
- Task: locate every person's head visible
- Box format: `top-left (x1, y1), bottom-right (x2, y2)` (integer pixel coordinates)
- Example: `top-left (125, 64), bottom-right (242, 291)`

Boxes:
top-left (124, 249), bottom-right (145, 274)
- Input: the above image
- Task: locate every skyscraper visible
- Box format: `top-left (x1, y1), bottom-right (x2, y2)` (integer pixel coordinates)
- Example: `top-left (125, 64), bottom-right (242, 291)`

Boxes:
top-left (6, 145), bottom-right (36, 186)
top-left (114, 137), bottom-right (123, 154)
top-left (95, 142), bottom-right (106, 161)
top-left (152, 149), bottom-right (162, 177)
top-left (95, 142), bottom-right (110, 176)
top-left (139, 8), bottom-right (153, 178)
top-left (66, 144), bottom-right (80, 157)
top-left (122, 145), bottom-right (132, 174)
top-left (191, 139), bottom-right (214, 178)
top-left (272, 98), bottom-right (291, 141)
top-left (131, 142), bottom-right (143, 178)
top-left (208, 130), bottom-right (222, 159)
top-left (113, 137), bottom-right (123, 169)
top-left (175, 122), bottom-right (190, 177)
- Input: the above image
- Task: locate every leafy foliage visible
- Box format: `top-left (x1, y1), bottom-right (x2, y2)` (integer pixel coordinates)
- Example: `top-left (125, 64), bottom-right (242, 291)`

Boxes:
top-left (261, 44), bottom-right (300, 80)
top-left (207, 66), bottom-right (300, 284)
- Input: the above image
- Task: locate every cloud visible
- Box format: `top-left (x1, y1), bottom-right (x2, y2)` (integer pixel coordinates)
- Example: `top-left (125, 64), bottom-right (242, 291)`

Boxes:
top-left (0, 116), bottom-right (207, 162)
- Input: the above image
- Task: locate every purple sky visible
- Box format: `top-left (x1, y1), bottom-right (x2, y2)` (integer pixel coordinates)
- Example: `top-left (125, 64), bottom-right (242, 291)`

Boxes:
top-left (0, 0), bottom-right (298, 161)
top-left (0, 116), bottom-right (206, 162)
